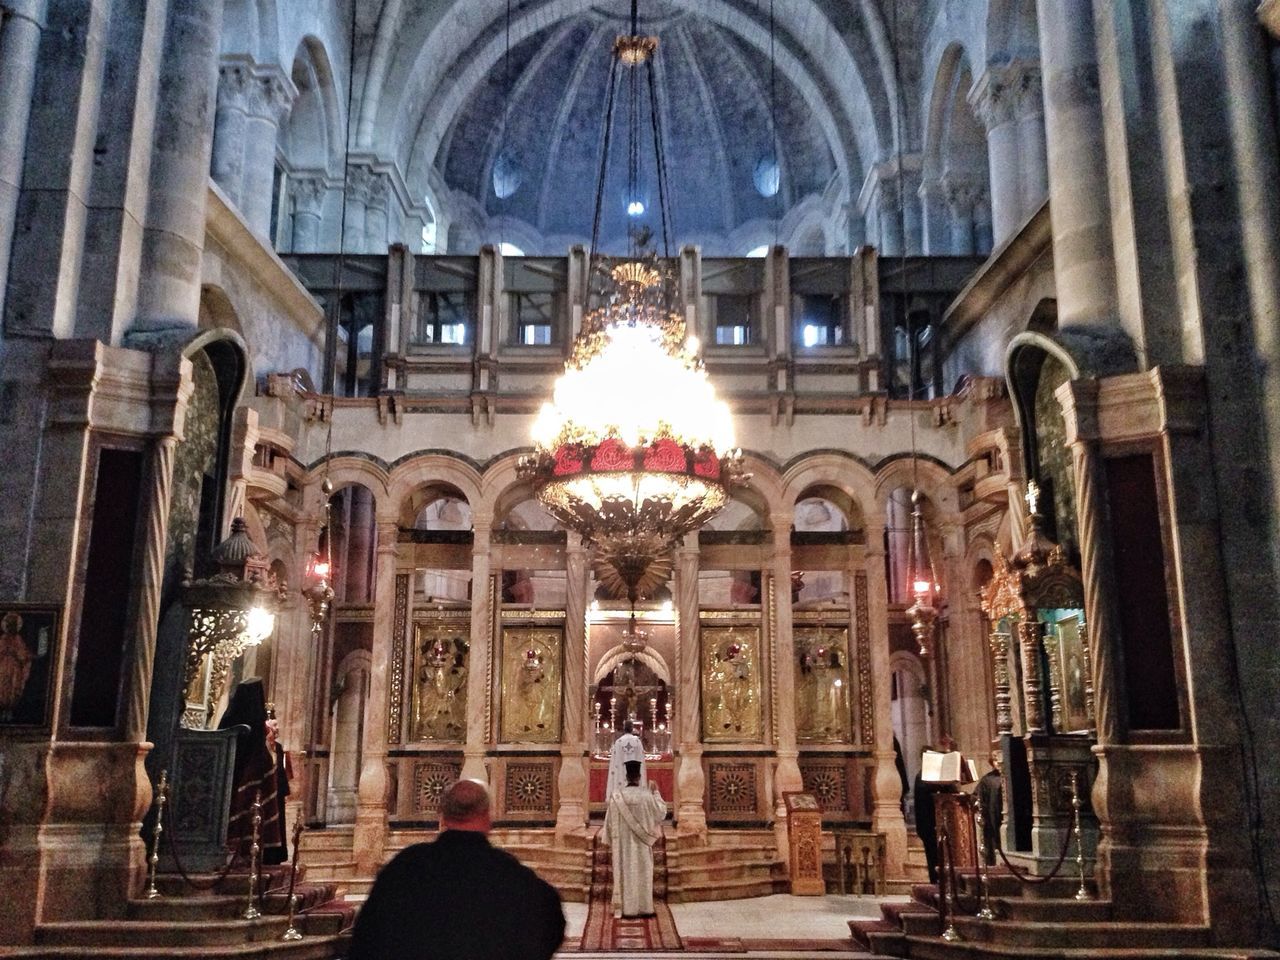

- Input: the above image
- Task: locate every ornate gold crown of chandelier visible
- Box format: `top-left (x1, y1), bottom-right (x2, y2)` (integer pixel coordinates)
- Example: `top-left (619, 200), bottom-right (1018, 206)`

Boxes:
top-left (517, 5), bottom-right (744, 603)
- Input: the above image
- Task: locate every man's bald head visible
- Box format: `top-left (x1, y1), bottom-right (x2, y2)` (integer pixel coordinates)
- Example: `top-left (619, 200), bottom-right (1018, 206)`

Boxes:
top-left (440, 779), bottom-right (492, 833)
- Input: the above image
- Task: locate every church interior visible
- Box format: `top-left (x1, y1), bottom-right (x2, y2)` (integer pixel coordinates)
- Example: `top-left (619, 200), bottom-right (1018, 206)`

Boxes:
top-left (1, 0), bottom-right (1280, 956)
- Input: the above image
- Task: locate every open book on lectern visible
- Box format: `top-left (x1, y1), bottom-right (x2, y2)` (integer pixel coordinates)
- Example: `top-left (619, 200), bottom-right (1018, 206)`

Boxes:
top-left (921, 750), bottom-right (979, 785)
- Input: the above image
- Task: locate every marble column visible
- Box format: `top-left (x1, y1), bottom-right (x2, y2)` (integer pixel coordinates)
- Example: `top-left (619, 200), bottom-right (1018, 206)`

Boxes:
top-left (462, 517), bottom-right (493, 783)
top-left (352, 519), bottom-right (396, 876)
top-left (211, 59), bottom-right (251, 204)
top-left (343, 166), bottom-right (371, 252)
top-left (291, 174), bottom-right (327, 252)
top-left (364, 171), bottom-right (390, 255)
top-left (917, 178), bottom-right (949, 255)
top-left (556, 534), bottom-right (590, 840)
top-left (874, 182), bottom-right (904, 257)
top-left (0, 0), bottom-right (47, 319)
top-left (970, 63), bottom-right (1022, 246)
top-left (673, 540), bottom-right (707, 840)
top-left (240, 64), bottom-right (296, 238)
top-left (1014, 65), bottom-right (1048, 218)
top-left (769, 519), bottom-right (803, 858)
top-left (864, 521), bottom-right (909, 876)
top-left (942, 176), bottom-right (980, 256)
top-left (347, 485), bottom-right (375, 603)
top-left (1036, 0), bottom-right (1119, 337)
top-left (134, 0), bottom-right (226, 330)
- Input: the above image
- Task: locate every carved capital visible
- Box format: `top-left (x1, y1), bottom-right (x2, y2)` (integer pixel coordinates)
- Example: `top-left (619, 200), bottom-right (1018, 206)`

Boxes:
top-left (940, 173), bottom-right (985, 214)
top-left (291, 174), bottom-right (328, 216)
top-left (246, 65), bottom-right (298, 125)
top-left (970, 60), bottom-right (1043, 130)
top-left (217, 60), bottom-right (254, 112)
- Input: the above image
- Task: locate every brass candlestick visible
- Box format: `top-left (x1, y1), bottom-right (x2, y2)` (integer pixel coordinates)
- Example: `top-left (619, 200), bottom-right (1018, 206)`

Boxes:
top-left (972, 804), bottom-right (995, 920)
top-left (939, 821), bottom-right (963, 942)
top-left (242, 789), bottom-right (263, 920)
top-left (144, 769), bottom-right (168, 900)
top-left (281, 818), bottom-right (305, 941)
top-left (1071, 771), bottom-right (1092, 901)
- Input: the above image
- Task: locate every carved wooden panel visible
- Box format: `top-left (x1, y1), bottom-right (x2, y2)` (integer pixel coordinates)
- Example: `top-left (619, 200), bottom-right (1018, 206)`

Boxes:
top-left (502, 760), bottom-right (557, 817)
top-left (799, 757), bottom-right (852, 820)
top-left (411, 758), bottom-right (462, 817)
top-left (706, 760), bottom-right (760, 821)
top-left (784, 793), bottom-right (826, 895)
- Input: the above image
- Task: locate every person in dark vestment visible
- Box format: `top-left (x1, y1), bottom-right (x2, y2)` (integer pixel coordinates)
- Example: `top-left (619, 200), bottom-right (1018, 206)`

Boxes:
top-left (348, 778), bottom-right (565, 960)
top-left (263, 704), bottom-right (292, 865)
top-left (219, 678), bottom-right (285, 863)
top-left (976, 750), bottom-right (1003, 865)
top-left (914, 767), bottom-right (941, 884)
top-left (893, 736), bottom-right (910, 813)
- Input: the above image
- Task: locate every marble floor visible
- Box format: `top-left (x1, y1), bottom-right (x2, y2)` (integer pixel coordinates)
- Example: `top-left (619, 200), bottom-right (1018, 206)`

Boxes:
top-left (560, 893), bottom-right (906, 957)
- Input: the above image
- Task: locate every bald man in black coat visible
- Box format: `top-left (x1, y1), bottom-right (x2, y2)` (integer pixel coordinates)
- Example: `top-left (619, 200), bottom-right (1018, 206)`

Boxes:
top-left (348, 779), bottom-right (565, 960)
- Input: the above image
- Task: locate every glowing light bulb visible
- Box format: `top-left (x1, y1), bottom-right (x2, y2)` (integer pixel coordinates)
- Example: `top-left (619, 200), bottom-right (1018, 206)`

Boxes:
top-left (627, 199), bottom-right (645, 216)
top-left (243, 606), bottom-right (275, 645)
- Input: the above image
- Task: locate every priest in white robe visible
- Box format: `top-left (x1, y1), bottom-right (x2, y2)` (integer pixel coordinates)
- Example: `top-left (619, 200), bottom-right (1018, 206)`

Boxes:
top-left (601, 760), bottom-right (668, 918)
top-left (605, 719), bottom-right (646, 799)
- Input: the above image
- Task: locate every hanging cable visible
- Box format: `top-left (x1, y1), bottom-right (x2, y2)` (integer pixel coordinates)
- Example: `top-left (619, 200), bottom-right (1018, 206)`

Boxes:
top-left (589, 53), bottom-right (622, 264)
top-left (498, 0), bottom-right (512, 253)
top-left (643, 60), bottom-right (672, 257)
top-left (770, 0), bottom-right (779, 248)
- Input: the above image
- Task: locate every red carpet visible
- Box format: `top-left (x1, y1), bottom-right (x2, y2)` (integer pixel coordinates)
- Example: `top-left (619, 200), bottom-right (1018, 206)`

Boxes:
top-left (578, 898), bottom-right (683, 951)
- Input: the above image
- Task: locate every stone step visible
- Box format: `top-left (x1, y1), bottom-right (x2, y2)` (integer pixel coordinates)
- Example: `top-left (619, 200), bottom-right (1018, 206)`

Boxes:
top-left (666, 874), bottom-right (789, 902)
top-left (987, 895), bottom-right (1112, 923)
top-left (902, 936), bottom-right (1279, 960)
top-left (951, 917), bottom-right (1212, 950)
top-left (126, 895), bottom-right (250, 922)
top-left (0, 937), bottom-right (348, 960)
top-left (35, 918), bottom-right (292, 949)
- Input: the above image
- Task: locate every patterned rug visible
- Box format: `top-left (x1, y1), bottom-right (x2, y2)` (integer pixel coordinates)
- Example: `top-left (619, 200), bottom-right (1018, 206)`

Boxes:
top-left (578, 899), bottom-right (684, 951)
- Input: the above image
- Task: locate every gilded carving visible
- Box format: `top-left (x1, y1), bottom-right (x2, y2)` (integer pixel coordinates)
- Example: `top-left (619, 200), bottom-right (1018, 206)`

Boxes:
top-left (795, 625), bottom-right (851, 742)
top-left (388, 574), bottom-right (409, 743)
top-left (700, 624), bottom-right (763, 741)
top-left (708, 761), bottom-right (757, 814)
top-left (410, 615), bottom-right (470, 742)
top-left (499, 626), bottom-right (563, 743)
top-left (504, 760), bottom-right (556, 815)
top-left (800, 759), bottom-right (850, 815)
top-left (412, 759), bottom-right (462, 815)
top-left (854, 573), bottom-right (873, 743)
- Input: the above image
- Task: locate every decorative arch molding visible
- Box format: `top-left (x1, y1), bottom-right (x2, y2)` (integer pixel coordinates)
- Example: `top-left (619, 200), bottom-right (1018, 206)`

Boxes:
top-left (386, 454), bottom-right (485, 521)
top-left (593, 644), bottom-right (672, 687)
top-left (284, 35), bottom-right (346, 175)
top-left (871, 457), bottom-right (958, 518)
top-left (779, 452), bottom-right (880, 529)
top-left (300, 457), bottom-right (392, 516)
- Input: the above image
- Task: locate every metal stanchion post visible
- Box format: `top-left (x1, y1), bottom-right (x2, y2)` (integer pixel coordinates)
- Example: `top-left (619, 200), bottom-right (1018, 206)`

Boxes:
top-left (1071, 771), bottom-right (1092, 901)
top-left (242, 790), bottom-right (263, 920)
top-left (281, 819), bottom-right (306, 941)
top-left (144, 770), bottom-right (168, 900)
top-left (973, 804), bottom-right (995, 920)
top-left (939, 821), bottom-right (963, 942)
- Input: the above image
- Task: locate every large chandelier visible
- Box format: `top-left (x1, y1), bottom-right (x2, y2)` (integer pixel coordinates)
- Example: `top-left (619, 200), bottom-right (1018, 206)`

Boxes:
top-left (516, 5), bottom-right (742, 599)
top-left (519, 261), bottom-right (743, 599)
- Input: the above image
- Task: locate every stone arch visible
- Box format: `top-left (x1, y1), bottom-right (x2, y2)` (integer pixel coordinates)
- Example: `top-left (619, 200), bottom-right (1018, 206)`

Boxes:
top-left (921, 43), bottom-right (991, 255)
top-left (220, 0), bottom-right (279, 63)
top-left (283, 36), bottom-right (344, 174)
top-left (327, 648), bottom-right (372, 824)
top-left (387, 454), bottom-right (484, 524)
top-left (593, 644), bottom-right (672, 687)
top-left (1005, 332), bottom-right (1080, 557)
top-left (781, 453), bottom-right (880, 532)
top-left (301, 457), bottom-right (392, 516)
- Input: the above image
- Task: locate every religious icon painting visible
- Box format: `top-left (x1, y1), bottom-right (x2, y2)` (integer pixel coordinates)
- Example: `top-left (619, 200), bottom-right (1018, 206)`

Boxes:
top-left (794, 625), bottom-right (852, 743)
top-left (0, 604), bottom-right (59, 729)
top-left (700, 624), bottom-right (763, 742)
top-left (410, 618), bottom-right (470, 742)
top-left (498, 626), bottom-right (563, 743)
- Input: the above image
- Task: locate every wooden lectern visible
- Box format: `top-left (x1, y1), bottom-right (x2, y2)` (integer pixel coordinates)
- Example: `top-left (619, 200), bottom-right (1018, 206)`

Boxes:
top-left (783, 792), bottom-right (825, 895)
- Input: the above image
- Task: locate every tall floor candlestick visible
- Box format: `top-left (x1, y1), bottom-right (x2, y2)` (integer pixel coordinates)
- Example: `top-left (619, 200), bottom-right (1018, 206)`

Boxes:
top-left (144, 770), bottom-right (168, 899)
top-left (242, 790), bottom-right (263, 920)
top-left (1071, 771), bottom-right (1092, 901)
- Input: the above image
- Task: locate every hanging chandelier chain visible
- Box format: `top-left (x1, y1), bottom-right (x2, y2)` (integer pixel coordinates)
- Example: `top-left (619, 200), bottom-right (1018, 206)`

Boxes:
top-left (643, 58), bottom-right (673, 258)
top-left (589, 53), bottom-right (623, 265)
top-left (770, 0), bottom-right (779, 247)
